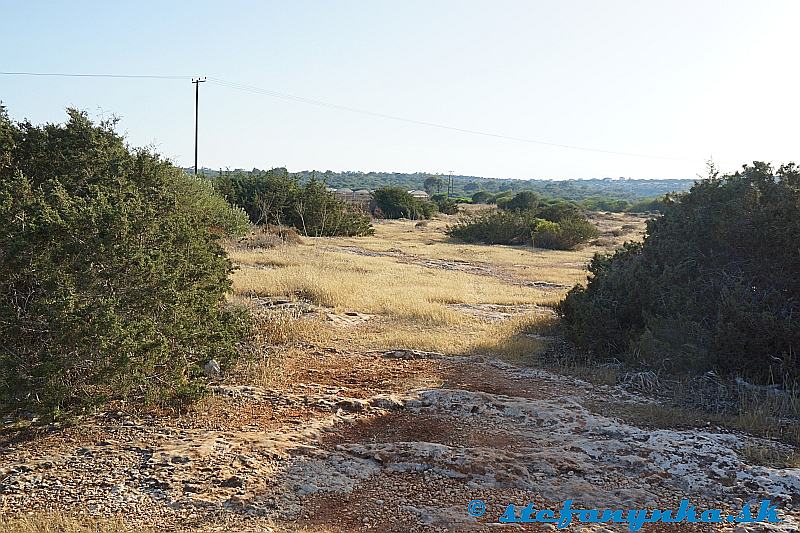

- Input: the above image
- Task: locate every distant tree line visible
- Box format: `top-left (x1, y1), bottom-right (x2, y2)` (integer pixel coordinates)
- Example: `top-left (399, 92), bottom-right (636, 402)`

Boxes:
top-left (206, 169), bottom-right (682, 214)
top-left (286, 169), bottom-right (695, 200)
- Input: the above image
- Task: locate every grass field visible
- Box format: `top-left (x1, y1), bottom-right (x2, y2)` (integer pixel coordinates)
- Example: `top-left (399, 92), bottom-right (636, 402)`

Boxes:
top-left (227, 211), bottom-right (645, 362)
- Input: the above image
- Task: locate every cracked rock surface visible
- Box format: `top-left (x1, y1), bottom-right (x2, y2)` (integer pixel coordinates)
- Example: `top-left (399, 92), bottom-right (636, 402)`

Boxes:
top-left (1, 349), bottom-right (798, 532)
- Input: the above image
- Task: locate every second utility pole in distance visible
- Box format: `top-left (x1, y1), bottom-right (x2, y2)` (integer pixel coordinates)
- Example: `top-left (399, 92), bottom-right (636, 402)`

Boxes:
top-left (192, 77), bottom-right (206, 175)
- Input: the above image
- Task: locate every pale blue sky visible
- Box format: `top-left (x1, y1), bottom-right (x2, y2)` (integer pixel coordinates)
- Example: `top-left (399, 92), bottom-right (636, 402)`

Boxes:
top-left (2, 1), bottom-right (798, 179)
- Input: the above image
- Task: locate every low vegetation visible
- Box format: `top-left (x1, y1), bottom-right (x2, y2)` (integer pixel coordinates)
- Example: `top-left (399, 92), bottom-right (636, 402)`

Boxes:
top-left (448, 192), bottom-right (599, 249)
top-left (0, 108), bottom-right (250, 415)
top-left (373, 186), bottom-right (436, 219)
top-left (216, 170), bottom-right (374, 236)
top-left (559, 162), bottom-right (800, 386)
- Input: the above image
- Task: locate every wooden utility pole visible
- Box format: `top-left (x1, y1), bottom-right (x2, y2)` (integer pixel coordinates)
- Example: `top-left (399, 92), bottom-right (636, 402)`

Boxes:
top-left (448, 171), bottom-right (454, 198)
top-left (192, 77), bottom-right (207, 175)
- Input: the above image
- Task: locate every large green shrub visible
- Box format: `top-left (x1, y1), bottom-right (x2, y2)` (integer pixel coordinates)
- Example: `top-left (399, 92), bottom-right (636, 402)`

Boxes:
top-left (558, 163), bottom-right (800, 385)
top-left (430, 194), bottom-right (459, 215)
top-left (532, 216), bottom-right (599, 249)
top-left (626, 196), bottom-right (667, 213)
top-left (0, 108), bottom-right (249, 414)
top-left (448, 206), bottom-right (597, 250)
top-left (471, 191), bottom-right (494, 204)
top-left (373, 187), bottom-right (435, 220)
top-left (448, 210), bottom-right (537, 245)
top-left (498, 191), bottom-right (540, 211)
top-left (216, 171), bottom-right (373, 236)
top-left (288, 180), bottom-right (375, 236)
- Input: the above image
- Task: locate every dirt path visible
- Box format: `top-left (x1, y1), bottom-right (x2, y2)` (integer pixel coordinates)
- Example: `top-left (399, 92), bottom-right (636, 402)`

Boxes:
top-left (2, 349), bottom-right (798, 532)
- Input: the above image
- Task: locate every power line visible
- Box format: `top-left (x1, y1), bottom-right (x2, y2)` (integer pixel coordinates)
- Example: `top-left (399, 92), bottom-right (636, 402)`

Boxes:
top-left (0, 71), bottom-right (690, 161)
top-left (0, 71), bottom-right (190, 80)
top-left (208, 77), bottom-right (687, 161)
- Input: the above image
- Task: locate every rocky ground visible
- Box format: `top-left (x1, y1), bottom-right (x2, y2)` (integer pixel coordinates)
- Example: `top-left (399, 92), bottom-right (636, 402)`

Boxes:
top-left (2, 348), bottom-right (798, 532)
top-left (2, 215), bottom-right (797, 531)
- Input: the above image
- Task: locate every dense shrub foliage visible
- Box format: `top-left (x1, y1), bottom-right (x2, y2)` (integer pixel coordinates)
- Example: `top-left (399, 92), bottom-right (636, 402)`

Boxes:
top-left (471, 191), bottom-right (494, 204)
top-left (216, 171), bottom-right (373, 236)
top-left (467, 189), bottom-right (665, 213)
top-left (559, 163), bottom-right (800, 385)
top-left (448, 193), bottom-right (598, 250)
top-left (0, 108), bottom-right (250, 414)
top-left (497, 190), bottom-right (540, 211)
top-left (448, 210), bottom-right (538, 245)
top-left (373, 187), bottom-right (436, 219)
top-left (430, 194), bottom-right (459, 215)
top-left (532, 216), bottom-right (600, 250)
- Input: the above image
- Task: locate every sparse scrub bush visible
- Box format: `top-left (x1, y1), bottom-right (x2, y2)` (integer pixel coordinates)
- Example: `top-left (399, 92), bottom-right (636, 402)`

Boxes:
top-left (0, 107), bottom-right (249, 415)
top-left (290, 180), bottom-right (374, 236)
top-left (559, 162), bottom-right (800, 386)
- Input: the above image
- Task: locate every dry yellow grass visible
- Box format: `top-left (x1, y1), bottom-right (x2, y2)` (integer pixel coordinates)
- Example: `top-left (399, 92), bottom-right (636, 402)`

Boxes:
top-left (343, 314), bottom-right (547, 360)
top-left (222, 215), bottom-right (644, 362)
top-left (0, 514), bottom-right (142, 533)
top-left (226, 213), bottom-right (646, 361)
top-left (0, 513), bottom-right (338, 533)
top-left (231, 246), bottom-right (551, 325)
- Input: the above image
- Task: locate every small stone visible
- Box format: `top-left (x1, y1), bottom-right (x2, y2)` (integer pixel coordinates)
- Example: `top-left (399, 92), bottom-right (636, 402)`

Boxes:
top-left (220, 476), bottom-right (243, 488)
top-left (204, 359), bottom-right (222, 378)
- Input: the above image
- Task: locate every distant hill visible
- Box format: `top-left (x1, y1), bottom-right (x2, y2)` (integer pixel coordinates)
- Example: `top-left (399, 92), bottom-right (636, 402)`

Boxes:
top-left (189, 167), bottom-right (696, 201)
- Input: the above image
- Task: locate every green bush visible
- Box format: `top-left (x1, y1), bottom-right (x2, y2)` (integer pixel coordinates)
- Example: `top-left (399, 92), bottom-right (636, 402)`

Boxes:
top-left (558, 162), bottom-right (800, 385)
top-left (471, 191), bottom-right (493, 204)
top-left (448, 206), bottom-right (597, 250)
top-left (535, 201), bottom-right (583, 222)
top-left (626, 196), bottom-right (667, 213)
top-left (176, 175), bottom-right (251, 237)
top-left (497, 191), bottom-right (540, 211)
top-left (448, 210), bottom-right (536, 244)
top-left (289, 180), bottom-right (374, 236)
top-left (532, 216), bottom-right (599, 249)
top-left (216, 172), bottom-right (373, 236)
top-left (581, 196), bottom-right (632, 212)
top-left (0, 108), bottom-right (249, 414)
top-left (431, 194), bottom-right (459, 214)
top-left (373, 187), bottom-right (434, 219)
